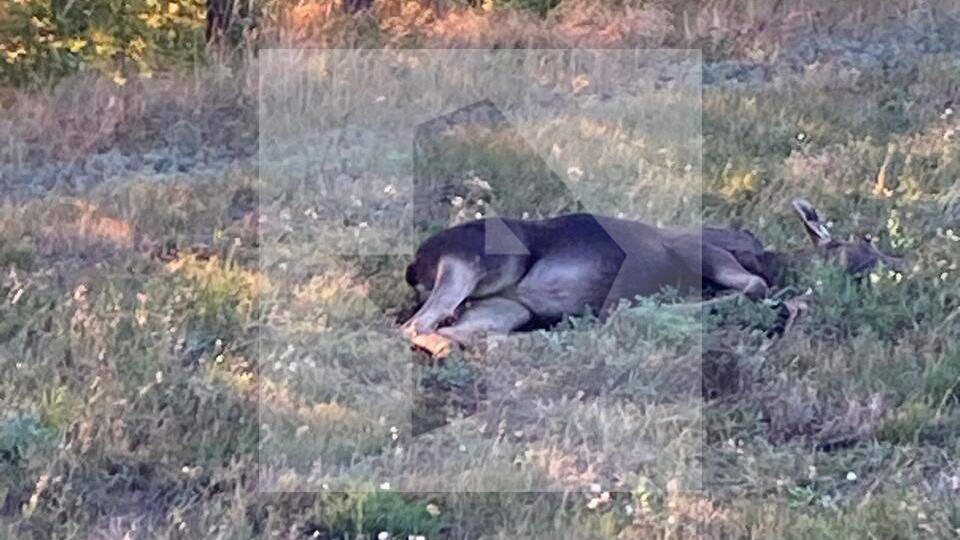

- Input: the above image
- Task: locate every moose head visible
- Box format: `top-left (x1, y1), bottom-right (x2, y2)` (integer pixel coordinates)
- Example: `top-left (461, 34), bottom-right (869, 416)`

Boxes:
top-left (787, 199), bottom-right (905, 275)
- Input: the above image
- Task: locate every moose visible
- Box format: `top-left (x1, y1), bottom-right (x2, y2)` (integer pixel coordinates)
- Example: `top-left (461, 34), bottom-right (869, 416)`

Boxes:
top-left (401, 199), bottom-right (904, 356)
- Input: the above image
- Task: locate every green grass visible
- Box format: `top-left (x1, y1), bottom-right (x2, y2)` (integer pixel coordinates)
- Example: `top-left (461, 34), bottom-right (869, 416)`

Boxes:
top-left (3, 9), bottom-right (960, 540)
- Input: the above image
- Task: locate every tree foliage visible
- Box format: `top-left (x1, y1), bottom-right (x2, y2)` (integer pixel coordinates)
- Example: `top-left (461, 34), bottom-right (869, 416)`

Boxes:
top-left (0, 0), bottom-right (207, 86)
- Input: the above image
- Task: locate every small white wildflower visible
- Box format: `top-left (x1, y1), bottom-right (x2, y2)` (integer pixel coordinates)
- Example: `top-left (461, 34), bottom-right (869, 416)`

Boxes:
top-left (586, 498), bottom-right (602, 510)
top-left (322, 483), bottom-right (330, 490)
top-left (474, 212), bottom-right (483, 219)
top-left (425, 503), bottom-right (441, 517)
top-left (667, 515), bottom-right (677, 525)
top-left (458, 444), bottom-right (467, 452)
top-left (73, 284), bottom-right (88, 300)
top-left (358, 221), bottom-right (369, 229)
top-left (846, 471), bottom-right (857, 481)
top-left (521, 212), bottom-right (530, 219)
top-left (471, 177), bottom-right (492, 190)
top-left (590, 483), bottom-right (602, 493)
top-left (379, 482), bottom-right (391, 490)
top-left (378, 532), bottom-right (390, 540)
top-left (624, 504), bottom-right (634, 515)
top-left (797, 132), bottom-right (806, 141)
top-left (383, 184), bottom-right (397, 195)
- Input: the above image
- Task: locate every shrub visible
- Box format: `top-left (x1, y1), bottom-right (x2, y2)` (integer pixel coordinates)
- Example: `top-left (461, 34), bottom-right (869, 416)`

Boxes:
top-left (0, 0), bottom-right (207, 86)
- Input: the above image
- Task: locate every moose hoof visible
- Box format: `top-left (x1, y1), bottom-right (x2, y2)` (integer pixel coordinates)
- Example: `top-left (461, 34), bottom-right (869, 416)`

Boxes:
top-left (743, 276), bottom-right (769, 301)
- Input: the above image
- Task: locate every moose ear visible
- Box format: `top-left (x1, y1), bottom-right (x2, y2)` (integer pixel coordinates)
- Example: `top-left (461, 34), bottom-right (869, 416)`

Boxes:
top-left (405, 262), bottom-right (418, 287)
top-left (792, 199), bottom-right (832, 247)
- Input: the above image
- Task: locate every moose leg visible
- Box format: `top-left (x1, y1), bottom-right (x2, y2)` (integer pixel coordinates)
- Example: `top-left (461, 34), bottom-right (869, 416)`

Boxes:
top-left (402, 256), bottom-right (482, 338)
top-left (436, 297), bottom-right (532, 348)
top-left (668, 235), bottom-right (770, 300)
top-left (702, 243), bottom-right (769, 300)
top-left (409, 297), bottom-right (532, 358)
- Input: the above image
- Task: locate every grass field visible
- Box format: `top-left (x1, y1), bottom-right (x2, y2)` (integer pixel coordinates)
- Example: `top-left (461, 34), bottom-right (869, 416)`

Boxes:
top-left (2, 1), bottom-right (960, 538)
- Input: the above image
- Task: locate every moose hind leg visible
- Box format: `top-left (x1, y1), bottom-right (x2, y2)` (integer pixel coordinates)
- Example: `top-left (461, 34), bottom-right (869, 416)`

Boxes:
top-left (702, 243), bottom-right (769, 300)
top-left (668, 235), bottom-right (769, 300)
top-left (435, 297), bottom-right (532, 348)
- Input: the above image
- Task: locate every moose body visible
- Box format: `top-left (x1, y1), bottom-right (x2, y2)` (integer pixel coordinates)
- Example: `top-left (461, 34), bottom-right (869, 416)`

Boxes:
top-left (401, 200), bottom-right (902, 354)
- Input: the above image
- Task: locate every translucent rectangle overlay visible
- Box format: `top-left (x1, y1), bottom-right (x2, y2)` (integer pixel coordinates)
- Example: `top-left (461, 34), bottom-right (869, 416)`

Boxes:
top-left (258, 49), bottom-right (703, 493)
